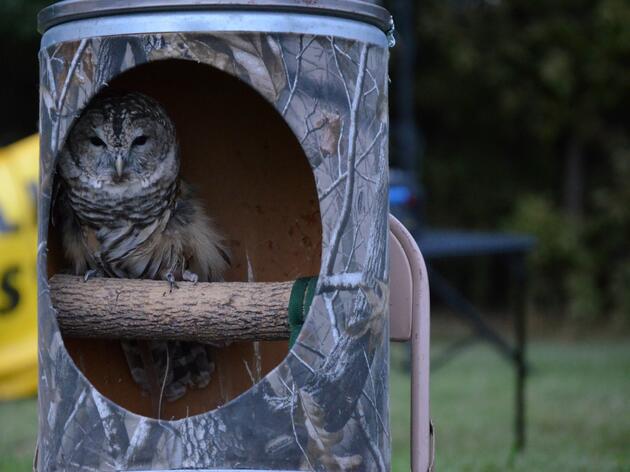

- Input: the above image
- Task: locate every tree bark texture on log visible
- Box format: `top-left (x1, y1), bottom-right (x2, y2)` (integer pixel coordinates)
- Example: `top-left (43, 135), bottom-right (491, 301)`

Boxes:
top-left (49, 274), bottom-right (294, 343)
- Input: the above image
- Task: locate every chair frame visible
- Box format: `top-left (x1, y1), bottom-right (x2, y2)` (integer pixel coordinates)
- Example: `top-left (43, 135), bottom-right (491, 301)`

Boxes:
top-left (389, 215), bottom-right (434, 471)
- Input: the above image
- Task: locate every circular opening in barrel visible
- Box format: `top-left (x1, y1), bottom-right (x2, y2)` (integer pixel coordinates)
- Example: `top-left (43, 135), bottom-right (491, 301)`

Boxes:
top-left (47, 59), bottom-right (322, 419)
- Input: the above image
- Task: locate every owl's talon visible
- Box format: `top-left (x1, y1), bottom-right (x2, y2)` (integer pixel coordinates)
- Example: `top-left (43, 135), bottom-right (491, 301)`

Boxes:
top-left (83, 269), bottom-right (101, 282)
top-left (183, 270), bottom-right (199, 285)
top-left (166, 272), bottom-right (179, 292)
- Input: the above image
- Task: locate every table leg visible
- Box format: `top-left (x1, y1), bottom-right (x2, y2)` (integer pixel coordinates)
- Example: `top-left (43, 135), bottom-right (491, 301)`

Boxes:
top-left (512, 254), bottom-right (527, 450)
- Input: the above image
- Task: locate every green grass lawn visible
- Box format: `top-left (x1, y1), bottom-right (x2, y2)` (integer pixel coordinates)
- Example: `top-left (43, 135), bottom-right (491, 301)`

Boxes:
top-left (1, 340), bottom-right (629, 471)
top-left (392, 340), bottom-right (630, 471)
top-left (0, 396), bottom-right (37, 472)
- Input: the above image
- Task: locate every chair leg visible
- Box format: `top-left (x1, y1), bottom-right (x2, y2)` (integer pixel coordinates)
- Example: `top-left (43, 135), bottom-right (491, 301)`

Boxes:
top-left (511, 254), bottom-right (528, 451)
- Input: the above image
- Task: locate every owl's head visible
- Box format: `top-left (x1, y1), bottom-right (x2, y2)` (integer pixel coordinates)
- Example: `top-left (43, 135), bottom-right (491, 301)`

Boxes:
top-left (59, 91), bottom-right (178, 188)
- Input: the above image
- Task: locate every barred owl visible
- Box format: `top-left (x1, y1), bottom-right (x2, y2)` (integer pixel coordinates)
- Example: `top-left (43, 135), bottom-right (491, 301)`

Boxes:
top-left (57, 91), bottom-right (229, 417)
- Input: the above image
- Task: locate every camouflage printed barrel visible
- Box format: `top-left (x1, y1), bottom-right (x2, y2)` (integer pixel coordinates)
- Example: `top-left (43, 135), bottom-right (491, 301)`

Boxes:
top-left (37, 1), bottom-right (392, 470)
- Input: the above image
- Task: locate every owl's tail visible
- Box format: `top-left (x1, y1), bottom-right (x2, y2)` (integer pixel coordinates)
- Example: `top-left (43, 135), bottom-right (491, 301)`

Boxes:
top-left (121, 340), bottom-right (214, 418)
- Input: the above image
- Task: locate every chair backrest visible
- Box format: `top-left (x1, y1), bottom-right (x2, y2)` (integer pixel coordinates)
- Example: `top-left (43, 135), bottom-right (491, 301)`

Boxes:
top-left (389, 214), bottom-right (434, 472)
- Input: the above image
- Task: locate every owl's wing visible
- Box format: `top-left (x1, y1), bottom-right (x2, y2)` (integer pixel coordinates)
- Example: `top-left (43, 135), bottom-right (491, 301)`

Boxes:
top-left (169, 184), bottom-right (230, 282)
top-left (50, 175), bottom-right (63, 228)
top-left (55, 184), bottom-right (93, 276)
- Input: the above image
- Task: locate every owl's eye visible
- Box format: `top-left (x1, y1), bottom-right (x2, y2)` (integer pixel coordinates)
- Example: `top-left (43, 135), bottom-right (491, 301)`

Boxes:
top-left (132, 135), bottom-right (148, 146)
top-left (89, 136), bottom-right (106, 147)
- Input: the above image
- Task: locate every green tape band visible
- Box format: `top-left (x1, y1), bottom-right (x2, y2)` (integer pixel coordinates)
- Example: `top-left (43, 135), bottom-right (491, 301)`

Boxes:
top-left (288, 276), bottom-right (318, 348)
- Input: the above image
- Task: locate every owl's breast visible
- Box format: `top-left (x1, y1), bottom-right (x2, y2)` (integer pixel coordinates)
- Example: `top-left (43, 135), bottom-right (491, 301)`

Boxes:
top-left (65, 178), bottom-right (177, 228)
top-left (64, 177), bottom-right (181, 279)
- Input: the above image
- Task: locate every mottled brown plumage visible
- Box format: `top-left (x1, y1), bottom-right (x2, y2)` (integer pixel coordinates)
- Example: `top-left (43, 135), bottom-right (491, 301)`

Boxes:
top-left (57, 91), bottom-right (229, 414)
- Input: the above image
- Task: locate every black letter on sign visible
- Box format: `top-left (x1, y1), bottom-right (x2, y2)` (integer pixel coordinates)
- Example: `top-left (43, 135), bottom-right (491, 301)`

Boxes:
top-left (0, 266), bottom-right (20, 315)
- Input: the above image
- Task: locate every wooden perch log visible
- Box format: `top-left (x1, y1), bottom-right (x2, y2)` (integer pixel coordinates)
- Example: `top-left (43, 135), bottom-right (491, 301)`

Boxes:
top-left (49, 274), bottom-right (295, 343)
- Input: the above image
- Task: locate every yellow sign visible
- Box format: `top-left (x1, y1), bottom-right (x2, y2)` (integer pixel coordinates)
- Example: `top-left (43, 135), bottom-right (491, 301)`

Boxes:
top-left (0, 134), bottom-right (38, 400)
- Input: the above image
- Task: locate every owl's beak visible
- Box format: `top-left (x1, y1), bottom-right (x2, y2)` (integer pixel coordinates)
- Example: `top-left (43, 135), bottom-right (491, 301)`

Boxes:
top-left (115, 155), bottom-right (124, 179)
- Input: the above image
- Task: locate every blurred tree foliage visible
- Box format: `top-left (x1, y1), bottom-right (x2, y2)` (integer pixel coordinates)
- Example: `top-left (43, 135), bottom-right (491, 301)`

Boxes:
top-left (0, 0), bottom-right (50, 39)
top-left (414, 0), bottom-right (630, 320)
top-left (0, 0), bottom-right (50, 145)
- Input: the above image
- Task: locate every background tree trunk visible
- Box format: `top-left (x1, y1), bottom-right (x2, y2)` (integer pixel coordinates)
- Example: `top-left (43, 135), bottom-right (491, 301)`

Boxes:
top-left (563, 135), bottom-right (585, 220)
